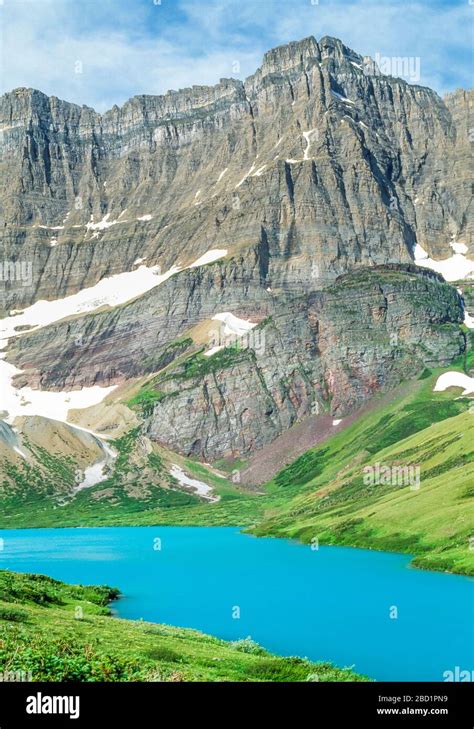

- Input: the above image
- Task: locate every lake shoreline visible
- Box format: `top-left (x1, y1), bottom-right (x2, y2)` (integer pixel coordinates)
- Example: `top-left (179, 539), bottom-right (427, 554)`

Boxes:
top-left (1, 526), bottom-right (472, 681)
top-left (1, 520), bottom-right (472, 579)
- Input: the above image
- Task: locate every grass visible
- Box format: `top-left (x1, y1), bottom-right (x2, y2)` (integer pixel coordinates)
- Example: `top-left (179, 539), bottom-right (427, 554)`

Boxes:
top-left (251, 369), bottom-right (474, 575)
top-left (0, 365), bottom-right (471, 683)
top-left (127, 388), bottom-right (167, 417)
top-left (0, 571), bottom-right (367, 682)
top-left (1, 363), bottom-right (473, 575)
top-left (126, 343), bottom-right (249, 417)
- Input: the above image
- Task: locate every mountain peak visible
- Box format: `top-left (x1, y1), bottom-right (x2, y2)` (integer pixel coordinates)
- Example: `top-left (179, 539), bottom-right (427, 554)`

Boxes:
top-left (259, 35), bottom-right (320, 75)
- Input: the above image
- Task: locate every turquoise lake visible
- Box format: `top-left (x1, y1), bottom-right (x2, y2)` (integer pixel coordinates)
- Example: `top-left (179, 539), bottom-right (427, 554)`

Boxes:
top-left (1, 526), bottom-right (473, 681)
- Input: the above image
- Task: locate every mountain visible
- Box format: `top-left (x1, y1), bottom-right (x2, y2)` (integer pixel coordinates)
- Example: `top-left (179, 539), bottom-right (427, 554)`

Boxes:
top-left (1, 36), bottom-right (472, 316)
top-left (0, 35), bottom-right (472, 538)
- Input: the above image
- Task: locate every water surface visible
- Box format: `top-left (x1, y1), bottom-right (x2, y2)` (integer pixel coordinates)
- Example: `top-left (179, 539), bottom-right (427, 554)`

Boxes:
top-left (1, 526), bottom-right (472, 681)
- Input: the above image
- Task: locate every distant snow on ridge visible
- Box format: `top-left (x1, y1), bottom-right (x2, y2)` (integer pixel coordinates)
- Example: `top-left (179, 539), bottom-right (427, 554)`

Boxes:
top-left (188, 249), bottom-right (227, 268)
top-left (0, 248), bottom-right (228, 427)
top-left (414, 243), bottom-right (474, 282)
top-left (330, 90), bottom-right (355, 105)
top-left (0, 352), bottom-right (117, 426)
top-left (0, 265), bottom-right (180, 340)
top-left (203, 312), bottom-right (257, 357)
top-left (212, 312), bottom-right (256, 338)
top-left (1, 249), bottom-right (228, 340)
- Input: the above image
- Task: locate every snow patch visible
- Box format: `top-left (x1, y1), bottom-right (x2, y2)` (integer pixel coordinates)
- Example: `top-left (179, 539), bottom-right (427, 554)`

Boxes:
top-left (137, 214), bottom-right (152, 222)
top-left (0, 354), bottom-right (117, 426)
top-left (86, 213), bottom-right (120, 232)
top-left (236, 163), bottom-right (256, 188)
top-left (0, 247), bottom-right (233, 433)
top-left (0, 265), bottom-right (181, 340)
top-left (331, 90), bottom-right (355, 104)
top-left (169, 464), bottom-right (218, 501)
top-left (73, 439), bottom-right (116, 494)
top-left (464, 310), bottom-right (474, 329)
top-left (188, 249), bottom-right (227, 268)
top-left (203, 345), bottom-right (224, 358)
top-left (203, 312), bottom-right (256, 356)
top-left (414, 243), bottom-right (474, 282)
top-left (303, 129), bottom-right (318, 160)
top-left (434, 372), bottom-right (474, 395)
top-left (216, 168), bottom-right (228, 183)
top-left (212, 312), bottom-right (256, 337)
top-left (450, 240), bottom-right (468, 255)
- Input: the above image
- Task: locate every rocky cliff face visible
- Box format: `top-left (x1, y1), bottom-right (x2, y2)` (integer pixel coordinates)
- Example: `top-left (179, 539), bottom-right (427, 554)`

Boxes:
top-left (6, 249), bottom-right (271, 389)
top-left (142, 265), bottom-right (463, 460)
top-left (0, 35), bottom-right (471, 468)
top-left (1, 36), bottom-right (471, 315)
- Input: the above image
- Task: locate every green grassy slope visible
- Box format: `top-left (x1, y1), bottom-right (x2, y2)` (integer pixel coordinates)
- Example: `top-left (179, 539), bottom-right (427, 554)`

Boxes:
top-left (0, 570), bottom-right (367, 682)
top-left (1, 360), bottom-right (473, 575)
top-left (252, 369), bottom-right (474, 575)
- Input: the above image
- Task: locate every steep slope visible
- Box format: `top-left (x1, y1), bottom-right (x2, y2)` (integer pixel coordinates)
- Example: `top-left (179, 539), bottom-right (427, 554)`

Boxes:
top-left (252, 364), bottom-right (474, 576)
top-left (2, 359), bottom-right (473, 577)
top-left (141, 266), bottom-right (463, 459)
top-left (0, 421), bottom-right (231, 522)
top-left (0, 35), bottom-right (472, 537)
top-left (3, 264), bottom-right (464, 460)
top-left (1, 36), bottom-right (472, 316)
top-left (0, 416), bottom-right (105, 502)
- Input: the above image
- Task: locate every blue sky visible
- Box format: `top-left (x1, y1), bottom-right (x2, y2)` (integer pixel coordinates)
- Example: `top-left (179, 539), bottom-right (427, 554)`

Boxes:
top-left (1, 0), bottom-right (472, 111)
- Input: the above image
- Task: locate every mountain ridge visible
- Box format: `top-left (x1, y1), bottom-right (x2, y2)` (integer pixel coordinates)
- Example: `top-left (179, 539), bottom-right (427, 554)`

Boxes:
top-left (1, 33), bottom-right (471, 317)
top-left (0, 33), bottom-right (472, 502)
top-left (6, 33), bottom-right (465, 116)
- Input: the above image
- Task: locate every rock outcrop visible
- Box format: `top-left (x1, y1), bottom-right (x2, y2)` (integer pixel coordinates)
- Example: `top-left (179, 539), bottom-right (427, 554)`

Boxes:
top-left (1, 36), bottom-right (471, 315)
top-left (0, 36), bottom-right (471, 466)
top-left (142, 266), bottom-right (463, 460)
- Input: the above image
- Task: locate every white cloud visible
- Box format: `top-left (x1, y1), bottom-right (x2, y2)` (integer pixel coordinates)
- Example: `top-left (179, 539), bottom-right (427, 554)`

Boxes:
top-left (0, 0), bottom-right (471, 111)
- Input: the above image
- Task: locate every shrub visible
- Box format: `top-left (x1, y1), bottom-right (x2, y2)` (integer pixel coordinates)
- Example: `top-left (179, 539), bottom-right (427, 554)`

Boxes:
top-left (230, 637), bottom-right (266, 655)
top-left (144, 646), bottom-right (184, 663)
top-left (0, 606), bottom-right (28, 622)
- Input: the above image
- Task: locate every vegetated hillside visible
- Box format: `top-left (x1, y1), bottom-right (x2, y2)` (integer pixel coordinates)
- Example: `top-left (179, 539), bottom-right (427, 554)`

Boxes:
top-left (2, 356), bottom-right (473, 577)
top-left (1, 35), bottom-right (472, 501)
top-left (0, 425), bottom-right (237, 528)
top-left (0, 570), bottom-right (367, 682)
top-left (252, 362), bottom-right (474, 576)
